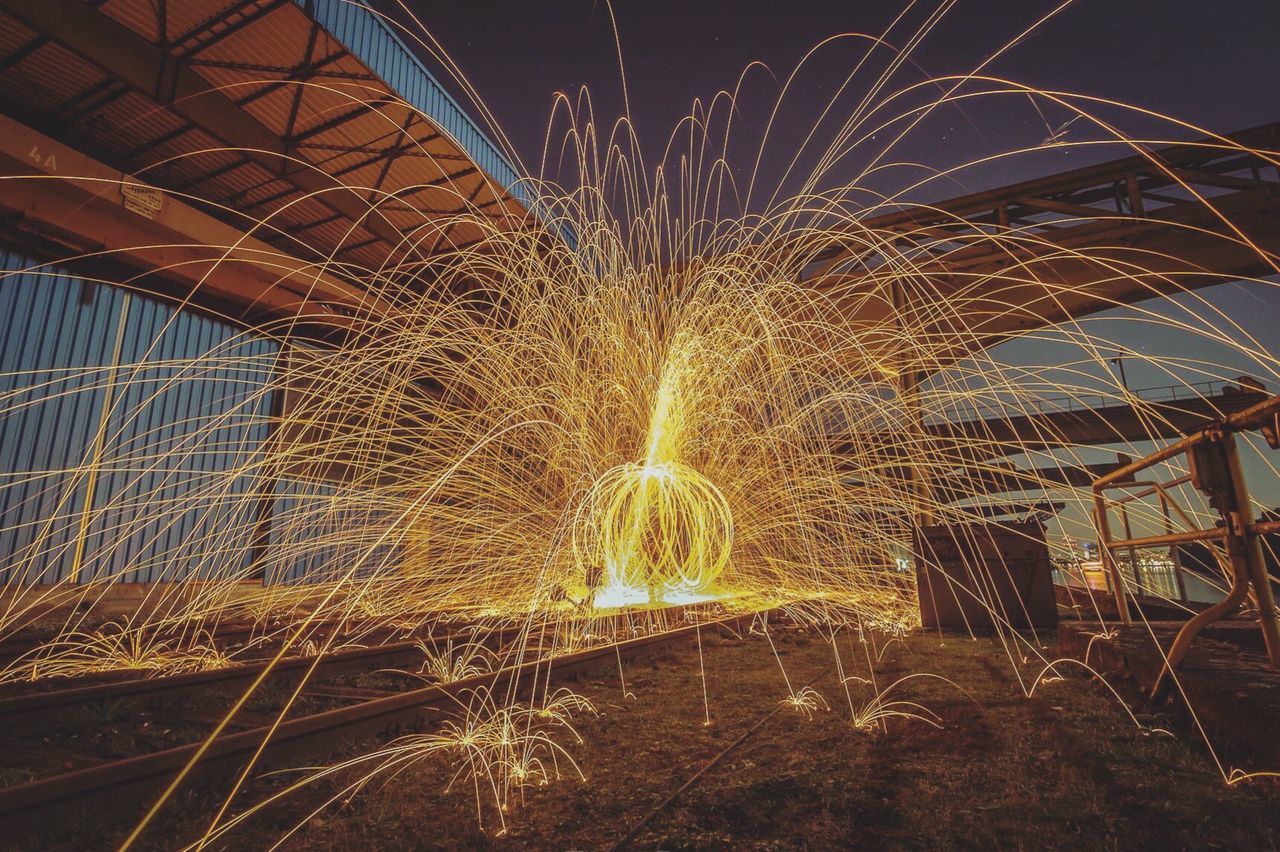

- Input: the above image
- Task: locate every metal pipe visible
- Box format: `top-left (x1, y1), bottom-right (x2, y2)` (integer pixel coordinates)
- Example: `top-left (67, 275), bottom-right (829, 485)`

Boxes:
top-left (1092, 391), bottom-right (1280, 687)
top-left (1101, 480), bottom-right (1162, 504)
top-left (1093, 392), bottom-right (1280, 493)
top-left (1147, 481), bottom-right (1232, 575)
top-left (1104, 474), bottom-right (1193, 504)
top-left (1092, 497), bottom-right (1130, 624)
top-left (1152, 532), bottom-right (1250, 698)
top-left (1090, 391), bottom-right (1280, 491)
top-left (1223, 432), bottom-right (1280, 667)
top-left (1120, 501), bottom-right (1142, 592)
top-left (1223, 391), bottom-right (1280, 432)
top-left (1160, 492), bottom-right (1189, 603)
top-left (1102, 527), bottom-right (1228, 549)
top-left (1094, 436), bottom-right (1196, 490)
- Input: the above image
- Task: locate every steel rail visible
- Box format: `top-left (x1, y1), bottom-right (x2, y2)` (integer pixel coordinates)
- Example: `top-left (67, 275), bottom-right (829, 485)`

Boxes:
top-left (1101, 526), bottom-right (1229, 550)
top-left (0, 621), bottom-right (378, 668)
top-left (0, 611), bottom-right (459, 667)
top-left (0, 602), bottom-right (717, 725)
top-left (0, 609), bottom-right (763, 843)
top-left (0, 625), bottom-right (520, 734)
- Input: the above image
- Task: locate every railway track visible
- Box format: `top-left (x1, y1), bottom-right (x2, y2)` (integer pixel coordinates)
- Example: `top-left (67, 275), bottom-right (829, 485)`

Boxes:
top-left (0, 601), bottom-right (715, 721)
top-left (0, 623), bottom-right (518, 734)
top-left (0, 607), bottom-right (764, 844)
top-left (0, 613), bottom-right (455, 669)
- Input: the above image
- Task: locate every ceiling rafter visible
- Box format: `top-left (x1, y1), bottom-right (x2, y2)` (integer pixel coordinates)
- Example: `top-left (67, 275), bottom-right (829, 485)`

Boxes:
top-left (0, 0), bottom-right (408, 254)
top-left (0, 35), bottom-right (48, 73)
top-left (172, 0), bottom-right (289, 58)
top-left (287, 98), bottom-right (399, 147)
top-left (0, 0), bottom-right (543, 288)
top-left (186, 58), bottom-right (374, 81)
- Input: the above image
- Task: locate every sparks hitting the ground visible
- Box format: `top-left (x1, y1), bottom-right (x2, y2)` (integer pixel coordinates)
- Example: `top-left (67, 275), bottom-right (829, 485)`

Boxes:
top-left (0, 0), bottom-right (1277, 845)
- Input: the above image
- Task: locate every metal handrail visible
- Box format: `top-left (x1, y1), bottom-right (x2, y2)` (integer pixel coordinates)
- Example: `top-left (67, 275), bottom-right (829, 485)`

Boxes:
top-left (1090, 392), bottom-right (1280, 690)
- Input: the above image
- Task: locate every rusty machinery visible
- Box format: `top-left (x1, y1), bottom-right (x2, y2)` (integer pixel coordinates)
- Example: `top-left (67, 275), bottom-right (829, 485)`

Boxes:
top-left (1092, 392), bottom-right (1280, 696)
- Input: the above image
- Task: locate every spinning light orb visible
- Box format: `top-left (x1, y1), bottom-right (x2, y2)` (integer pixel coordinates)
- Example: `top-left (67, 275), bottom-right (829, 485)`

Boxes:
top-left (574, 459), bottom-right (733, 608)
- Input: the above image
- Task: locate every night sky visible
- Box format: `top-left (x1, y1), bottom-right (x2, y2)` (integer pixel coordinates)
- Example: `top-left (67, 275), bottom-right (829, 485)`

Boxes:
top-left (384, 0), bottom-right (1280, 520)
top-left (390, 0), bottom-right (1280, 191)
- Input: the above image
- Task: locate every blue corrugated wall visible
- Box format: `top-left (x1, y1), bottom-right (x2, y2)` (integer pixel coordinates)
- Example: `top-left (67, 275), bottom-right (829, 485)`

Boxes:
top-left (0, 250), bottom-right (277, 585)
top-left (0, 250), bottom-right (405, 586)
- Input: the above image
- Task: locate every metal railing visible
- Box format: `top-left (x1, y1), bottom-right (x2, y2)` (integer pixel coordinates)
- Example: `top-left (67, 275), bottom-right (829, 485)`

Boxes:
top-left (1091, 392), bottom-right (1280, 693)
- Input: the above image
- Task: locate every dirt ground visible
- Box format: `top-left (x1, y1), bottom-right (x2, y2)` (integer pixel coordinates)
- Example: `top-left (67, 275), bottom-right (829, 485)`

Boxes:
top-left (116, 622), bottom-right (1280, 851)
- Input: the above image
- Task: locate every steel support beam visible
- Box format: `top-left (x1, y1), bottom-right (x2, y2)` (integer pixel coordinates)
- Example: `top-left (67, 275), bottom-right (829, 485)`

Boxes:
top-left (0, 0), bottom-right (406, 256)
top-left (803, 124), bottom-right (1280, 372)
top-left (0, 113), bottom-right (397, 328)
top-left (833, 386), bottom-right (1269, 461)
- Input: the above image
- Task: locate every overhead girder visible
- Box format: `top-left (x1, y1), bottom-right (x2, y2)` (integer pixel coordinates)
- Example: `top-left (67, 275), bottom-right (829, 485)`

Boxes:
top-left (0, 0), bottom-right (417, 253)
top-left (904, 461), bottom-right (1131, 504)
top-left (0, 112), bottom-right (398, 332)
top-left (831, 385), bottom-right (1269, 464)
top-left (803, 124), bottom-right (1280, 369)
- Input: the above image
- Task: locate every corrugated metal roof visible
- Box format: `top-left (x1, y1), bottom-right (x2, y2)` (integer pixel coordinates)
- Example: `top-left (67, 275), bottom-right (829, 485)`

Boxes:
top-left (0, 0), bottom-right (542, 294)
top-left (301, 0), bottom-right (529, 207)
